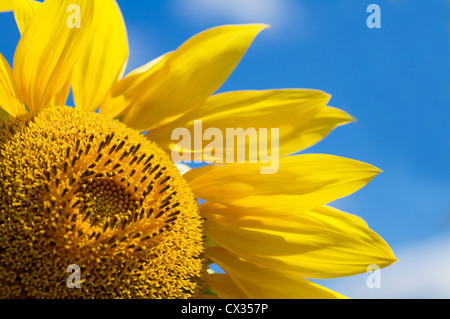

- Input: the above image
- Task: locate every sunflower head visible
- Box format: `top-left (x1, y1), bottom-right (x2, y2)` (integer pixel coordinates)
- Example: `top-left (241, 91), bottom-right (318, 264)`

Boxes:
top-left (0, 106), bottom-right (205, 298)
top-left (0, 0), bottom-right (397, 299)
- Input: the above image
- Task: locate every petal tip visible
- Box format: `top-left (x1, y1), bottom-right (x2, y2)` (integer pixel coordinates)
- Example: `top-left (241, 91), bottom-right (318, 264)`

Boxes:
top-left (369, 167), bottom-right (383, 178)
top-left (347, 114), bottom-right (357, 123)
top-left (242, 23), bottom-right (270, 33)
top-left (338, 108), bottom-right (357, 124)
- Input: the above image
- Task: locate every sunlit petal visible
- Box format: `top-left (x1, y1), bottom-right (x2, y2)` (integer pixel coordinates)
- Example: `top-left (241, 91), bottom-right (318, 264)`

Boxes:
top-left (186, 154), bottom-right (382, 211)
top-left (103, 24), bottom-right (268, 131)
top-left (203, 203), bottom-right (397, 279)
top-left (13, 0), bottom-right (94, 112)
top-left (0, 52), bottom-right (24, 116)
top-left (146, 89), bottom-right (340, 162)
top-left (205, 273), bottom-right (250, 299)
top-left (13, 0), bottom-right (41, 35)
top-left (207, 247), bottom-right (346, 299)
top-left (72, 0), bottom-right (128, 112)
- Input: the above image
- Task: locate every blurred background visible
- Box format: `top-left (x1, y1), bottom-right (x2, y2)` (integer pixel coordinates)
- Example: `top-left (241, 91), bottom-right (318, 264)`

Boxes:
top-left (1, 0), bottom-right (449, 298)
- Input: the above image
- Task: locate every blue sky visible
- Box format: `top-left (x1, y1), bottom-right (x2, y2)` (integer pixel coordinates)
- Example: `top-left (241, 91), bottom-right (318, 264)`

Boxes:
top-left (1, 0), bottom-right (449, 298)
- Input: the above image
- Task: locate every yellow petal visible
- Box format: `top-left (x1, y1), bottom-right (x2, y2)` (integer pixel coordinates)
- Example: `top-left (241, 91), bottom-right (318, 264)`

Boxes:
top-left (202, 203), bottom-right (397, 279)
top-left (13, 0), bottom-right (94, 113)
top-left (12, 0), bottom-right (71, 106)
top-left (185, 154), bottom-right (382, 211)
top-left (0, 0), bottom-right (13, 12)
top-left (72, 0), bottom-right (128, 112)
top-left (13, 0), bottom-right (41, 35)
top-left (288, 105), bottom-right (355, 151)
top-left (205, 273), bottom-right (250, 299)
top-left (207, 247), bottom-right (346, 299)
top-left (100, 53), bottom-right (172, 119)
top-left (51, 73), bottom-right (72, 107)
top-left (105, 24), bottom-right (268, 132)
top-left (146, 89), bottom-right (334, 162)
top-left (0, 52), bottom-right (24, 116)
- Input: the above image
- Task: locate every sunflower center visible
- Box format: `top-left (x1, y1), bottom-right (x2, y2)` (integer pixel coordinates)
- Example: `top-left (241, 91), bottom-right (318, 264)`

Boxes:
top-left (0, 106), bottom-right (205, 299)
top-left (80, 178), bottom-right (135, 219)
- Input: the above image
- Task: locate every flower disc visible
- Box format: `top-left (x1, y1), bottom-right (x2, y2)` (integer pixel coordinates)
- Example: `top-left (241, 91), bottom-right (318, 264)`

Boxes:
top-left (0, 106), bottom-right (205, 299)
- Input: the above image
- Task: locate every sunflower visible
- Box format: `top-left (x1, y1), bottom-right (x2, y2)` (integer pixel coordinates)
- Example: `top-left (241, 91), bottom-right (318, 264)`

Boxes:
top-left (0, 0), bottom-right (396, 299)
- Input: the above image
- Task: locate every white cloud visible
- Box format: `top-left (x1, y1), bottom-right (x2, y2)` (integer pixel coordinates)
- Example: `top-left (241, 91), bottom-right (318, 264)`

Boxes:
top-left (315, 234), bottom-right (450, 299)
top-left (172, 0), bottom-right (303, 32)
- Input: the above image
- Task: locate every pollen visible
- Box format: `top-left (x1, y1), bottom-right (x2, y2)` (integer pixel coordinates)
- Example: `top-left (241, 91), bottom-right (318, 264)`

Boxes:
top-left (0, 106), bottom-right (206, 299)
